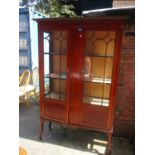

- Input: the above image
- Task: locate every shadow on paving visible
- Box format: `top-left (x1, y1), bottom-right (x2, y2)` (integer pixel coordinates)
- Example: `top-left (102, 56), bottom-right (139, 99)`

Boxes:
top-left (19, 101), bottom-right (134, 155)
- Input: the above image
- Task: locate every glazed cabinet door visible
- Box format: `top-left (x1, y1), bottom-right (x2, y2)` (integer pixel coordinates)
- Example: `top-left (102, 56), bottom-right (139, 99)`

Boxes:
top-left (81, 30), bottom-right (117, 129)
top-left (68, 26), bottom-right (118, 130)
top-left (41, 30), bottom-right (69, 122)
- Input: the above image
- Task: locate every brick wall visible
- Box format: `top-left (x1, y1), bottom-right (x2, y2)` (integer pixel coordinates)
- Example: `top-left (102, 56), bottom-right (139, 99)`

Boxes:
top-left (113, 0), bottom-right (135, 7)
top-left (113, 25), bottom-right (135, 138)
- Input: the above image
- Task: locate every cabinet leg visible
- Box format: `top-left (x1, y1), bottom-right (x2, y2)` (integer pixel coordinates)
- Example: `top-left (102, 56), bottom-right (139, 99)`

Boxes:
top-left (105, 132), bottom-right (112, 155)
top-left (48, 121), bottom-right (52, 130)
top-left (39, 119), bottom-right (44, 140)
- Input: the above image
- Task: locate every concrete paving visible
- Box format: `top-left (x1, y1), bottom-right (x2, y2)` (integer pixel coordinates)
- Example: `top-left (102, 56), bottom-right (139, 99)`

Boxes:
top-left (19, 100), bottom-right (134, 155)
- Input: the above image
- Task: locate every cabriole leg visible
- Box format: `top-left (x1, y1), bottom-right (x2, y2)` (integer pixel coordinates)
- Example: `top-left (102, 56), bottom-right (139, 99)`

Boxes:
top-left (48, 121), bottom-right (52, 130)
top-left (105, 132), bottom-right (112, 155)
top-left (39, 119), bottom-right (44, 140)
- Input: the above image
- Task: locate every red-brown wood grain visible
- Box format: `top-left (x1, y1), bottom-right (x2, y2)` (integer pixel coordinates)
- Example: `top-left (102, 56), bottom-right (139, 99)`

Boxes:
top-left (36, 17), bottom-right (125, 152)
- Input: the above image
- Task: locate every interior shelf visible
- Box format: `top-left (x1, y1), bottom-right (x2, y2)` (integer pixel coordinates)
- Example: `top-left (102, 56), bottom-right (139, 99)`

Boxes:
top-left (84, 74), bottom-right (111, 84)
top-left (44, 51), bottom-right (66, 55)
top-left (83, 96), bottom-right (109, 107)
top-left (85, 54), bottom-right (114, 58)
top-left (45, 73), bottom-right (66, 80)
top-left (45, 73), bottom-right (111, 84)
top-left (45, 92), bottom-right (66, 100)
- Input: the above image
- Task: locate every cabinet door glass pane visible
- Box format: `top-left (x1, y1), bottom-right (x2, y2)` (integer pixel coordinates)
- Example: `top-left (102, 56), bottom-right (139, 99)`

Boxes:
top-left (43, 31), bottom-right (67, 101)
top-left (83, 31), bottom-right (116, 107)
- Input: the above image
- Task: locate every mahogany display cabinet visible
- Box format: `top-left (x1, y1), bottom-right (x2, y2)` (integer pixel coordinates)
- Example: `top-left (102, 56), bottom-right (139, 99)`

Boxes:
top-left (35, 17), bottom-right (124, 154)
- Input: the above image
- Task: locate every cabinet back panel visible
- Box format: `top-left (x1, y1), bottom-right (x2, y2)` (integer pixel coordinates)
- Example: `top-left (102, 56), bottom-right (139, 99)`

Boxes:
top-left (51, 55), bottom-right (66, 74)
top-left (85, 31), bottom-right (116, 56)
top-left (83, 83), bottom-right (111, 100)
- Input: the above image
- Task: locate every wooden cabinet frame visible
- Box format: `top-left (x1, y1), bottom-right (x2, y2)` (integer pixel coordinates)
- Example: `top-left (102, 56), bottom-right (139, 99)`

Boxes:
top-left (35, 17), bottom-right (124, 154)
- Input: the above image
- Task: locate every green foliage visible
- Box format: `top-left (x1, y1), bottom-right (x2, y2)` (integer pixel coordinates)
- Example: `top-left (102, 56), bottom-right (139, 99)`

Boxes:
top-left (20, 0), bottom-right (78, 17)
top-left (36, 0), bottom-right (78, 17)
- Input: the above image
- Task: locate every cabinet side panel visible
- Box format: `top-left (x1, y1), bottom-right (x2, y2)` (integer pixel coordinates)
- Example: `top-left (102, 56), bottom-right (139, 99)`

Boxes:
top-left (38, 27), bottom-right (44, 116)
top-left (107, 28), bottom-right (124, 130)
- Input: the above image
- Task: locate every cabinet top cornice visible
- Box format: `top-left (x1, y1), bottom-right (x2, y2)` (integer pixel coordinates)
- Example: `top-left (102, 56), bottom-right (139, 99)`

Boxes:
top-left (33, 16), bottom-right (127, 24)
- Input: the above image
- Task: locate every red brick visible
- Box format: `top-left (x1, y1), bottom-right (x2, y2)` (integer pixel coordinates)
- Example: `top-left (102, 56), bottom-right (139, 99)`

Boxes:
top-left (114, 29), bottom-right (135, 138)
top-left (121, 55), bottom-right (135, 61)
